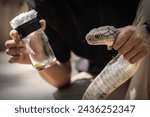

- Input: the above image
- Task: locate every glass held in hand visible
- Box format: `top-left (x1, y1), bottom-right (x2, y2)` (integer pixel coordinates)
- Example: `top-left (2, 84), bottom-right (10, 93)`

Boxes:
top-left (24, 28), bottom-right (56, 70)
top-left (9, 10), bottom-right (56, 70)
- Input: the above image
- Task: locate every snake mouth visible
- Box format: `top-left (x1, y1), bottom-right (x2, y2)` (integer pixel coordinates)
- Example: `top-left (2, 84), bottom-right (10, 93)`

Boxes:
top-left (87, 40), bottom-right (98, 45)
top-left (87, 39), bottom-right (108, 45)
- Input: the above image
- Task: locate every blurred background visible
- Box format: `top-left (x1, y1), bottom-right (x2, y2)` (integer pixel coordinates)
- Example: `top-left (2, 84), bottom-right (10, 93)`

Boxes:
top-left (0, 0), bottom-right (27, 50)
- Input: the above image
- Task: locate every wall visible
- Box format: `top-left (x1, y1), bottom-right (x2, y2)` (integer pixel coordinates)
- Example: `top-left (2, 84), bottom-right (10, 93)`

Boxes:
top-left (0, 0), bottom-right (27, 51)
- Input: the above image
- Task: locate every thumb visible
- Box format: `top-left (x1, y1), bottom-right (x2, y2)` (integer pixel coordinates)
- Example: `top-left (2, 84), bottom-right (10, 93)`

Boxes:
top-left (9, 30), bottom-right (20, 43)
top-left (40, 19), bottom-right (46, 30)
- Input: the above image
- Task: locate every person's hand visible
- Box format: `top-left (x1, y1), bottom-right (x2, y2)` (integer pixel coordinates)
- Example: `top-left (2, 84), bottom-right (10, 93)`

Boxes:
top-left (5, 19), bottom-right (46, 64)
top-left (113, 26), bottom-right (150, 64)
top-left (5, 30), bottom-right (31, 64)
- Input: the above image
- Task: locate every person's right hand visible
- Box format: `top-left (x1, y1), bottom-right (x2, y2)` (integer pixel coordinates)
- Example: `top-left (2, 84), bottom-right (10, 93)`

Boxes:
top-left (5, 30), bottom-right (31, 64)
top-left (5, 19), bottom-right (47, 64)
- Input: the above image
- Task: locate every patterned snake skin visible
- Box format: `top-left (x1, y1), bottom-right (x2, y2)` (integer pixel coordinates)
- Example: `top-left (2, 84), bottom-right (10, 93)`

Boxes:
top-left (82, 26), bottom-right (139, 100)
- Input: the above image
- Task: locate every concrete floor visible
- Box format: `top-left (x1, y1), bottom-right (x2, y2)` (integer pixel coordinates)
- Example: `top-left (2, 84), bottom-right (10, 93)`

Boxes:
top-left (0, 52), bottom-right (91, 100)
top-left (0, 52), bottom-right (57, 100)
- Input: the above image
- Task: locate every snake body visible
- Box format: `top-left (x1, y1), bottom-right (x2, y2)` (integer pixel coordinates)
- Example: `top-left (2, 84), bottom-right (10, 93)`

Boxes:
top-left (82, 26), bottom-right (139, 100)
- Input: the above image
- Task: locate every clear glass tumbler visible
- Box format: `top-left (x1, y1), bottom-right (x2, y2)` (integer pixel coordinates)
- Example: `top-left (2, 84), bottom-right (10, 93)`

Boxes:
top-left (10, 10), bottom-right (56, 70)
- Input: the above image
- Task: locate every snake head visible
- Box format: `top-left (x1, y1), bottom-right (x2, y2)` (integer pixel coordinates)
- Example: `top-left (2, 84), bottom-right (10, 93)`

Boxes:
top-left (85, 26), bottom-right (119, 46)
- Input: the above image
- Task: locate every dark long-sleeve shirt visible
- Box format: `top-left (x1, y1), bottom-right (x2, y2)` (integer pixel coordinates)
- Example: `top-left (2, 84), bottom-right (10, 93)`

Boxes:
top-left (28, 0), bottom-right (140, 74)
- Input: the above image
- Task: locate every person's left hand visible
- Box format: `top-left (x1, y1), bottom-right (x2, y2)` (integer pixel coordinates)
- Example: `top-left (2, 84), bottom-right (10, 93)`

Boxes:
top-left (113, 25), bottom-right (150, 64)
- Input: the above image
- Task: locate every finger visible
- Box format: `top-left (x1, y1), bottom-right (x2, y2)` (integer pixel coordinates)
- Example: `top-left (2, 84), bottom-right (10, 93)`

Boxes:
top-left (123, 45), bottom-right (141, 61)
top-left (118, 33), bottom-right (142, 55)
top-left (123, 39), bottom-right (145, 60)
top-left (40, 19), bottom-right (46, 30)
top-left (113, 27), bottom-right (135, 50)
top-left (9, 56), bottom-right (19, 63)
top-left (9, 30), bottom-right (20, 43)
top-left (5, 40), bottom-right (25, 48)
top-left (5, 48), bottom-right (23, 56)
top-left (129, 50), bottom-right (147, 64)
top-left (9, 55), bottom-right (24, 64)
top-left (5, 40), bottom-right (17, 48)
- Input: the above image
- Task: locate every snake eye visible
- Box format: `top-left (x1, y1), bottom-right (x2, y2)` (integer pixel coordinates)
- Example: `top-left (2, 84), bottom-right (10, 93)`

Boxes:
top-left (95, 34), bottom-right (101, 39)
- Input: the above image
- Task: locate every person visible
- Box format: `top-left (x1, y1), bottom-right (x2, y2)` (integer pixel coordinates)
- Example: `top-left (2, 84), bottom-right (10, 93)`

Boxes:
top-left (5, 0), bottom-right (150, 99)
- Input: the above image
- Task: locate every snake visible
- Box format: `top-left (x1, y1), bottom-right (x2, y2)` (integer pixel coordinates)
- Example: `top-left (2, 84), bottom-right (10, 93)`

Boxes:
top-left (82, 26), bottom-right (139, 100)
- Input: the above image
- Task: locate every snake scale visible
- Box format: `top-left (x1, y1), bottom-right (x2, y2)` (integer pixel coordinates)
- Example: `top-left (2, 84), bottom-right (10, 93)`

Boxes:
top-left (82, 26), bottom-right (139, 100)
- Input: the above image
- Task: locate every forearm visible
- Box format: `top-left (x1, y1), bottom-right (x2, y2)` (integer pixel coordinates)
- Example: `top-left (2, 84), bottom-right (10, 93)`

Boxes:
top-left (38, 61), bottom-right (71, 88)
